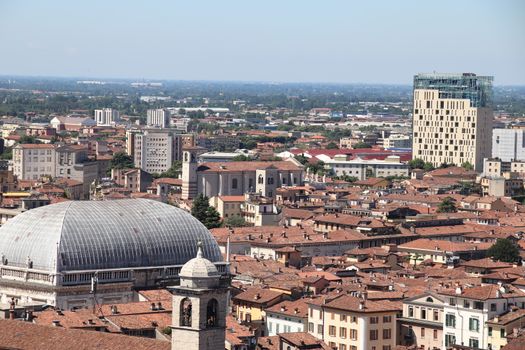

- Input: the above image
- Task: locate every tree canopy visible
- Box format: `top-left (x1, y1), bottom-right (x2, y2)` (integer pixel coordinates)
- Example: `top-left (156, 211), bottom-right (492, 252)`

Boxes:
top-left (110, 151), bottom-right (134, 170)
top-left (461, 162), bottom-right (474, 171)
top-left (408, 158), bottom-right (435, 171)
top-left (157, 161), bottom-right (182, 178)
top-left (352, 142), bottom-right (372, 149)
top-left (437, 196), bottom-right (457, 213)
top-left (486, 239), bottom-right (520, 263)
top-left (326, 142), bottom-right (339, 149)
top-left (191, 194), bottom-right (222, 229)
top-left (224, 215), bottom-right (247, 227)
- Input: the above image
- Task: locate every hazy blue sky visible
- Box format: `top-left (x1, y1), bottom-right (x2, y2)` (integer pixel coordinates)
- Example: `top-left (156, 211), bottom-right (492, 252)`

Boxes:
top-left (0, 0), bottom-right (524, 84)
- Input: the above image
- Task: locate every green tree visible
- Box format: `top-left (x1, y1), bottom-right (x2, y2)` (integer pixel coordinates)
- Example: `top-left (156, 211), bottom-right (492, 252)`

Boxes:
top-left (0, 147), bottom-right (12, 160)
top-left (224, 215), bottom-right (247, 227)
top-left (326, 142), bottom-right (339, 149)
top-left (19, 135), bottom-right (38, 144)
top-left (158, 161), bottom-right (182, 178)
top-left (232, 154), bottom-right (251, 161)
top-left (423, 162), bottom-right (435, 171)
top-left (307, 161), bottom-right (326, 175)
top-left (437, 196), bottom-right (457, 213)
top-left (487, 239), bottom-right (520, 263)
top-left (191, 194), bottom-right (222, 229)
top-left (294, 154), bottom-right (309, 165)
top-left (332, 175), bottom-right (358, 183)
top-left (409, 158), bottom-right (435, 171)
top-left (408, 158), bottom-right (425, 170)
top-left (461, 162), bottom-right (474, 171)
top-left (352, 142), bottom-right (372, 149)
top-left (110, 151), bottom-right (134, 170)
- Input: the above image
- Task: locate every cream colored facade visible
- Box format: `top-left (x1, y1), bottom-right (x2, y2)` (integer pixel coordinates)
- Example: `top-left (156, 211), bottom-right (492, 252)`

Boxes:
top-left (209, 196), bottom-right (243, 219)
top-left (308, 301), bottom-right (397, 350)
top-left (412, 89), bottom-right (492, 171)
top-left (12, 144), bottom-right (57, 180)
top-left (486, 311), bottom-right (525, 350)
top-left (399, 293), bottom-right (444, 350)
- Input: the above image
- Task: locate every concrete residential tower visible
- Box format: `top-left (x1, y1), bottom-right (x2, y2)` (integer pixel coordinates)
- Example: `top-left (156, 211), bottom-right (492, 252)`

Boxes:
top-left (412, 73), bottom-right (493, 171)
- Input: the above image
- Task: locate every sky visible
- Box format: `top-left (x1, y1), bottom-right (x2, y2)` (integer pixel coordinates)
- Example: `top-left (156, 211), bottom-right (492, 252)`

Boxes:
top-left (0, 0), bottom-right (524, 85)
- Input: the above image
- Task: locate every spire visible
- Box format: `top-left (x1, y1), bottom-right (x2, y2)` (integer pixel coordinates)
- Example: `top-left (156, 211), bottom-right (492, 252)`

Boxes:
top-left (196, 240), bottom-right (203, 259)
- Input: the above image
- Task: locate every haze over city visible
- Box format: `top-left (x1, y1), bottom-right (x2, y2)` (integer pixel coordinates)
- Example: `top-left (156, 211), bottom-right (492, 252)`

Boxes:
top-left (1, 0), bottom-right (524, 84)
top-left (1, 2), bottom-right (525, 350)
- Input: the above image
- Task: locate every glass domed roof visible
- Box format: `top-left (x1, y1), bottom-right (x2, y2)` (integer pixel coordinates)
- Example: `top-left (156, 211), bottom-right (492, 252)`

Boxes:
top-left (0, 199), bottom-right (222, 273)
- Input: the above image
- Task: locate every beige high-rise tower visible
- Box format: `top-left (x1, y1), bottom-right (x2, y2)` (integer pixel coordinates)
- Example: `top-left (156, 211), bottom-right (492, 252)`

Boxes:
top-left (412, 73), bottom-right (493, 171)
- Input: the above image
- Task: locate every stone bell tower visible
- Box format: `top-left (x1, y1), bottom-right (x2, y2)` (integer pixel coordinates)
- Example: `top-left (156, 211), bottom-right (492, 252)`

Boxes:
top-left (171, 242), bottom-right (229, 350)
top-left (181, 147), bottom-right (200, 200)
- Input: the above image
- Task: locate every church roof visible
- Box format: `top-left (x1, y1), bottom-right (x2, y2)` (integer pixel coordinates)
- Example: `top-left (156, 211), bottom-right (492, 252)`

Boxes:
top-left (0, 199), bottom-right (222, 273)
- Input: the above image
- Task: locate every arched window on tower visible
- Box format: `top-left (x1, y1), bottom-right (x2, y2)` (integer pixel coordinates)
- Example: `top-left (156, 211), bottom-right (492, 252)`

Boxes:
top-left (206, 299), bottom-right (218, 328)
top-left (258, 175), bottom-right (264, 184)
top-left (180, 298), bottom-right (192, 327)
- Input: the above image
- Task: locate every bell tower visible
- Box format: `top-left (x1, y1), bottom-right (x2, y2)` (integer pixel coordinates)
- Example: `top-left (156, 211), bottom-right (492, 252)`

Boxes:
top-left (182, 147), bottom-right (199, 199)
top-left (171, 242), bottom-right (229, 350)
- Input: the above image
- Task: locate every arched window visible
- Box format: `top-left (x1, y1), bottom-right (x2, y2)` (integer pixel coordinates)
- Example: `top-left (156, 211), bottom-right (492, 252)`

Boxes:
top-left (206, 299), bottom-right (218, 328)
top-left (180, 298), bottom-right (192, 327)
top-left (232, 178), bottom-right (238, 189)
top-left (426, 297), bottom-right (434, 303)
top-left (258, 175), bottom-right (264, 184)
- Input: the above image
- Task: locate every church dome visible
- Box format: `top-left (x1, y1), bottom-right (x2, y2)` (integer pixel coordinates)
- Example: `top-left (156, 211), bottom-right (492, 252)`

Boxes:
top-left (0, 199), bottom-right (222, 273)
top-left (179, 242), bottom-right (219, 279)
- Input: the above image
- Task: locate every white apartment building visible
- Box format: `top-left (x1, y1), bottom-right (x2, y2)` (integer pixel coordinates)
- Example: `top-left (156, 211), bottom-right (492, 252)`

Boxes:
top-left (412, 73), bottom-right (493, 171)
top-left (147, 108), bottom-right (171, 128)
top-left (439, 284), bottom-right (525, 349)
top-left (266, 300), bottom-right (308, 336)
top-left (240, 193), bottom-right (281, 226)
top-left (12, 144), bottom-right (57, 180)
top-left (325, 155), bottom-right (409, 180)
top-left (94, 108), bottom-right (120, 126)
top-left (382, 134), bottom-right (412, 149)
top-left (134, 130), bottom-right (174, 174)
top-left (492, 128), bottom-right (525, 161)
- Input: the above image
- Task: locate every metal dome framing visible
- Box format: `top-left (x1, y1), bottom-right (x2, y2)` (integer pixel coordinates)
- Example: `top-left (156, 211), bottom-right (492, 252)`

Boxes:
top-left (0, 199), bottom-right (222, 273)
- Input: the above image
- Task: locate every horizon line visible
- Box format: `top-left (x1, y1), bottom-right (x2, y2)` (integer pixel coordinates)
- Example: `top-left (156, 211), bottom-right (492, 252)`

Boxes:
top-left (0, 74), bottom-right (523, 87)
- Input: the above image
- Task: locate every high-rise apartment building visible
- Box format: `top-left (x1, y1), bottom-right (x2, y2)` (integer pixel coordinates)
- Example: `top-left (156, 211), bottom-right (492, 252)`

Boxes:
top-left (412, 73), bottom-right (493, 171)
top-left (492, 128), bottom-right (525, 162)
top-left (147, 108), bottom-right (171, 128)
top-left (94, 108), bottom-right (120, 126)
top-left (132, 129), bottom-right (194, 174)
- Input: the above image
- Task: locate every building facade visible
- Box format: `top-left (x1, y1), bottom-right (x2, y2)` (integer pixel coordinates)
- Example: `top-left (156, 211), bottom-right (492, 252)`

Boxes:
top-left (94, 108), bottom-right (120, 126)
top-left (132, 129), bottom-right (192, 174)
top-left (182, 148), bottom-right (304, 200)
top-left (147, 109), bottom-right (171, 128)
top-left (398, 293), bottom-right (444, 350)
top-left (307, 294), bottom-right (399, 350)
top-left (439, 285), bottom-right (525, 349)
top-left (492, 128), bottom-right (525, 162)
top-left (412, 73), bottom-right (493, 171)
top-left (170, 243), bottom-right (229, 350)
top-left (0, 199), bottom-right (226, 310)
top-left (325, 155), bottom-right (409, 180)
top-left (12, 144), bottom-right (57, 180)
